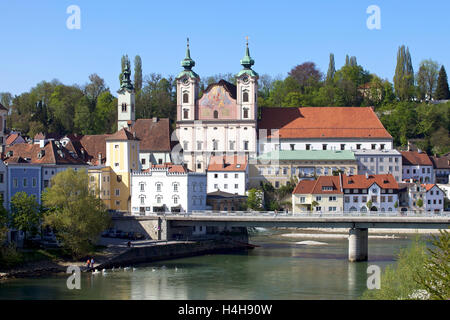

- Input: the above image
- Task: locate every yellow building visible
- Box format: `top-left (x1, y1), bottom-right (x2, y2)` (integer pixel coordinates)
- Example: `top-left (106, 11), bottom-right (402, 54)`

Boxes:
top-left (292, 175), bottom-right (344, 214)
top-left (89, 128), bottom-right (139, 212)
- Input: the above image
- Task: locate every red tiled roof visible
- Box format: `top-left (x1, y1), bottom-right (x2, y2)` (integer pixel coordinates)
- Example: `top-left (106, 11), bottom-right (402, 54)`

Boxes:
top-left (293, 176), bottom-right (342, 194)
top-left (6, 133), bottom-right (20, 146)
top-left (342, 174), bottom-right (398, 190)
top-left (129, 118), bottom-right (171, 151)
top-left (430, 156), bottom-right (450, 169)
top-left (258, 107), bottom-right (392, 139)
top-left (4, 141), bottom-right (87, 165)
top-left (421, 184), bottom-right (437, 192)
top-left (146, 163), bottom-right (187, 173)
top-left (78, 134), bottom-right (110, 165)
top-left (105, 128), bottom-right (137, 141)
top-left (207, 155), bottom-right (248, 172)
top-left (401, 151), bottom-right (433, 166)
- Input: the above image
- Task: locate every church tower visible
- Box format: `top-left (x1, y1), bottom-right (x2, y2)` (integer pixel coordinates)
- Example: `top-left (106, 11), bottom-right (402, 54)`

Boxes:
top-left (236, 38), bottom-right (258, 122)
top-left (176, 38), bottom-right (199, 121)
top-left (117, 57), bottom-right (135, 131)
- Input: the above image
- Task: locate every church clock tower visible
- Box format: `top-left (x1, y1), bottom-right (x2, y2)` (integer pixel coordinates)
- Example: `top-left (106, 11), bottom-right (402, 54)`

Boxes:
top-left (117, 57), bottom-right (135, 131)
top-left (236, 38), bottom-right (258, 122)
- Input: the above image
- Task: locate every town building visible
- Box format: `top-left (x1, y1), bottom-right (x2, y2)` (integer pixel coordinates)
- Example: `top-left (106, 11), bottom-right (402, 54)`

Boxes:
top-left (292, 175), bottom-right (343, 214)
top-left (354, 149), bottom-right (402, 182)
top-left (249, 150), bottom-right (357, 189)
top-left (258, 107), bottom-right (393, 153)
top-left (398, 182), bottom-right (444, 212)
top-left (130, 163), bottom-right (206, 215)
top-left (206, 190), bottom-right (248, 212)
top-left (342, 174), bottom-right (399, 213)
top-left (431, 155), bottom-right (450, 184)
top-left (401, 151), bottom-right (434, 183)
top-left (4, 140), bottom-right (89, 208)
top-left (88, 128), bottom-right (140, 212)
top-left (175, 39), bottom-right (259, 172)
top-left (207, 155), bottom-right (248, 196)
top-left (5, 132), bottom-right (26, 147)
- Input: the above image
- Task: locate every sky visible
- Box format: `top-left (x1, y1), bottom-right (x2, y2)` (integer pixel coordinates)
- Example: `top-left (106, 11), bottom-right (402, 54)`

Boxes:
top-left (1, 0), bottom-right (450, 96)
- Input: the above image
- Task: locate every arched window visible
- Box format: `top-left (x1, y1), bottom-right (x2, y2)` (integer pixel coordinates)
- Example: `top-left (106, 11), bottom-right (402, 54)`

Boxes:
top-left (243, 91), bottom-right (249, 102)
top-left (121, 103), bottom-right (127, 112)
top-left (213, 110), bottom-right (218, 119)
top-left (349, 206), bottom-right (357, 212)
top-left (243, 108), bottom-right (249, 119)
top-left (183, 93), bottom-right (189, 103)
top-left (360, 206), bottom-right (367, 213)
top-left (183, 109), bottom-right (189, 119)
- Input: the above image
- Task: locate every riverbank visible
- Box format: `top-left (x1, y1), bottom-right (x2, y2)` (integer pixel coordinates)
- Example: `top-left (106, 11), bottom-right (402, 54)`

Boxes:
top-left (0, 238), bottom-right (251, 281)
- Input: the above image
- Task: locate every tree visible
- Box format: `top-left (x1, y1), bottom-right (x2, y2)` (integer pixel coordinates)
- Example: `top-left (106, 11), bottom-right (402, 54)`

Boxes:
top-left (366, 200), bottom-right (373, 212)
top-left (394, 45), bottom-right (414, 100)
top-left (0, 92), bottom-right (12, 109)
top-left (134, 55), bottom-right (143, 93)
top-left (415, 230), bottom-right (450, 299)
top-left (326, 53), bottom-right (335, 84)
top-left (42, 169), bottom-right (111, 258)
top-left (247, 189), bottom-right (263, 211)
top-left (10, 192), bottom-right (42, 242)
top-left (362, 237), bottom-right (429, 300)
top-left (416, 198), bottom-right (423, 208)
top-left (288, 62), bottom-right (322, 93)
top-left (416, 59), bottom-right (439, 100)
top-left (435, 66), bottom-right (450, 100)
top-left (84, 74), bottom-right (108, 111)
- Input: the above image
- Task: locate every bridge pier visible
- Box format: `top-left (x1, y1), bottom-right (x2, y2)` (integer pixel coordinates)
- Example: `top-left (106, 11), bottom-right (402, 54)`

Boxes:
top-left (348, 228), bottom-right (368, 262)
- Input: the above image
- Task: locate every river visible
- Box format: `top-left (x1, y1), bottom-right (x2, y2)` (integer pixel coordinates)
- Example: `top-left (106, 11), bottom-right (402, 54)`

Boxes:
top-left (0, 229), bottom-right (421, 300)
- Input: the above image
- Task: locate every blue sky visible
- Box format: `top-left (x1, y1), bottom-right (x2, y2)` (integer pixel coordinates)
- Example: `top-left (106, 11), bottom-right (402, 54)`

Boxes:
top-left (1, 0), bottom-right (449, 96)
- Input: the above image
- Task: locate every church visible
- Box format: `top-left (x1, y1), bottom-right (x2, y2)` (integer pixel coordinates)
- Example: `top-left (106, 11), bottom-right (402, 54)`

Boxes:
top-left (174, 39), bottom-right (393, 173)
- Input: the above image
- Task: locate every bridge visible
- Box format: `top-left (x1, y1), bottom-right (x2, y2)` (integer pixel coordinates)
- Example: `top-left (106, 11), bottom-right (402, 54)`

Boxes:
top-left (114, 211), bottom-right (450, 262)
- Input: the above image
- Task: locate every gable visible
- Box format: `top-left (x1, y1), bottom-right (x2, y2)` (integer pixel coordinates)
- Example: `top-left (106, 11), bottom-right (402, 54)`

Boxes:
top-left (198, 83), bottom-right (237, 120)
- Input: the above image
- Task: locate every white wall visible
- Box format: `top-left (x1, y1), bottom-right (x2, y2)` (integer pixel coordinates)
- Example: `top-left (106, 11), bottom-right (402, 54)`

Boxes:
top-left (207, 170), bottom-right (247, 195)
top-left (425, 186), bottom-right (444, 212)
top-left (403, 165), bottom-right (434, 183)
top-left (343, 183), bottom-right (398, 212)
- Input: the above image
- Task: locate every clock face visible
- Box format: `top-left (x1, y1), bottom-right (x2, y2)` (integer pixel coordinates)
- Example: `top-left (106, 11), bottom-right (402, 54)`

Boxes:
top-left (183, 77), bottom-right (190, 85)
top-left (242, 76), bottom-right (249, 84)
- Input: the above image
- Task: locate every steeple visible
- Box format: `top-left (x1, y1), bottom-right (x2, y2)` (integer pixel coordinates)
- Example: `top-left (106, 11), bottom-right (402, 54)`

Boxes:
top-left (177, 38), bottom-right (199, 79)
top-left (119, 57), bottom-right (134, 92)
top-left (237, 37), bottom-right (258, 78)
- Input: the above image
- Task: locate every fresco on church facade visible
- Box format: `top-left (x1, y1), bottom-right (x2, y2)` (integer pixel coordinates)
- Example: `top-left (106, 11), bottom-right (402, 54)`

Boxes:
top-left (198, 85), bottom-right (237, 120)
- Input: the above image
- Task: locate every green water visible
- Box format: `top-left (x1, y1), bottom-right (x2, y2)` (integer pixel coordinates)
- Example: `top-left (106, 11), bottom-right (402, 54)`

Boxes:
top-left (0, 230), bottom-right (417, 300)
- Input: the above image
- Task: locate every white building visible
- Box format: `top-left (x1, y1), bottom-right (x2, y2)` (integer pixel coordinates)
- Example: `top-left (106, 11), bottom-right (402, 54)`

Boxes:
top-left (206, 155), bottom-right (248, 196)
top-left (130, 164), bottom-right (207, 215)
top-left (401, 151), bottom-right (434, 183)
top-left (342, 174), bottom-right (399, 213)
top-left (423, 184), bottom-right (444, 212)
top-left (175, 39), bottom-right (259, 172)
top-left (354, 149), bottom-right (402, 182)
top-left (258, 107), bottom-right (394, 154)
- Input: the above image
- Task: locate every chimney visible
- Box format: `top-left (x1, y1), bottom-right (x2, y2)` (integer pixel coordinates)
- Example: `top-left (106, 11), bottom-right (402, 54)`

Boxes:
top-left (152, 117), bottom-right (158, 123)
top-left (39, 139), bottom-right (45, 148)
top-left (365, 172), bottom-right (369, 179)
top-left (133, 131), bottom-right (136, 139)
top-left (98, 152), bottom-right (102, 164)
top-left (407, 141), bottom-right (411, 151)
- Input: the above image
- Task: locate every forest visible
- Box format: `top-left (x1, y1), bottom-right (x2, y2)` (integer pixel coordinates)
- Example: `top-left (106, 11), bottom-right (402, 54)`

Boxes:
top-left (1, 45), bottom-right (449, 155)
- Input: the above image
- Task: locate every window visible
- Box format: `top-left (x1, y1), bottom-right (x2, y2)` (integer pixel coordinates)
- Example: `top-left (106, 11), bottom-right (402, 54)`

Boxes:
top-left (115, 162), bottom-right (119, 167)
top-left (32, 178), bottom-right (36, 187)
top-left (340, 144), bottom-right (345, 150)
top-left (214, 184), bottom-right (218, 189)
top-left (213, 110), bottom-right (219, 119)
top-left (235, 184), bottom-right (238, 189)
top-left (290, 144), bottom-right (295, 151)
top-left (115, 189), bottom-right (120, 196)
top-left (300, 197), bottom-right (305, 203)
top-left (329, 196), bottom-right (337, 201)
top-left (243, 91), bottom-right (249, 102)
top-left (275, 181), bottom-right (280, 188)
top-left (371, 144), bottom-right (376, 150)
top-left (121, 103), bottom-right (127, 112)
top-left (213, 140), bottom-right (218, 151)
top-left (140, 183), bottom-right (145, 192)
top-left (229, 141), bottom-right (235, 150)
top-left (157, 197), bottom-right (161, 204)
top-left (322, 144), bottom-right (327, 150)
top-left (244, 141), bottom-right (249, 151)
top-left (13, 178), bottom-right (18, 188)
top-left (306, 144), bottom-right (311, 150)
top-left (315, 206), bottom-right (322, 212)
top-left (235, 174), bottom-right (238, 178)
top-left (44, 180), bottom-right (49, 188)
top-left (224, 184), bottom-right (228, 189)
top-left (371, 196), bottom-right (377, 203)
top-left (23, 179), bottom-right (27, 187)
top-left (141, 158), bottom-right (146, 165)
top-left (283, 167), bottom-right (288, 175)
top-left (380, 144), bottom-right (385, 150)
top-left (183, 109), bottom-right (189, 119)
top-left (316, 196), bottom-right (322, 201)
top-left (156, 183), bottom-right (162, 192)
top-left (224, 174), bottom-right (228, 178)
top-left (197, 162), bottom-right (202, 169)
top-left (243, 108), bottom-right (249, 118)
top-left (183, 141), bottom-right (188, 151)
top-left (183, 93), bottom-right (189, 103)
top-left (197, 141), bottom-right (202, 150)
top-left (140, 196), bottom-right (145, 205)
top-left (117, 175), bottom-right (122, 182)
top-left (356, 144), bottom-right (361, 150)
top-left (345, 196), bottom-right (350, 203)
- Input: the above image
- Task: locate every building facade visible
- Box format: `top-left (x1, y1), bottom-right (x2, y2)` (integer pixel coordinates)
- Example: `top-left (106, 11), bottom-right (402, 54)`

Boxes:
top-left (130, 164), bottom-right (207, 215)
top-left (354, 149), bottom-right (402, 182)
top-left (401, 151), bottom-right (434, 183)
top-left (206, 155), bottom-right (248, 196)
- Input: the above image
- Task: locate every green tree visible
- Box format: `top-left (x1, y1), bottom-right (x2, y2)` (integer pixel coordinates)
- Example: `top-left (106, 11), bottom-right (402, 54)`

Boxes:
top-left (326, 53), bottom-right (335, 84)
top-left (416, 198), bottom-right (423, 208)
top-left (435, 66), bottom-right (450, 100)
top-left (415, 230), bottom-right (450, 299)
top-left (416, 59), bottom-right (439, 100)
top-left (10, 192), bottom-right (42, 242)
top-left (134, 55), bottom-right (143, 93)
top-left (42, 169), bottom-right (111, 258)
top-left (394, 45), bottom-right (415, 101)
top-left (247, 189), bottom-right (263, 211)
top-left (94, 91), bottom-right (117, 134)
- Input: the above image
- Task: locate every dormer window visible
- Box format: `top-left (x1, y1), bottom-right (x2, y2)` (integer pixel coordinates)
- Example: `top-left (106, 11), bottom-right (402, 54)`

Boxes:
top-left (122, 103), bottom-right (127, 112)
top-left (243, 91), bottom-right (249, 103)
top-left (183, 92), bottom-right (189, 103)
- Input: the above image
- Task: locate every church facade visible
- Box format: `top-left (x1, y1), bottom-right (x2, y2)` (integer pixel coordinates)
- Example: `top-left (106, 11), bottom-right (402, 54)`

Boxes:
top-left (175, 40), bottom-right (259, 172)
